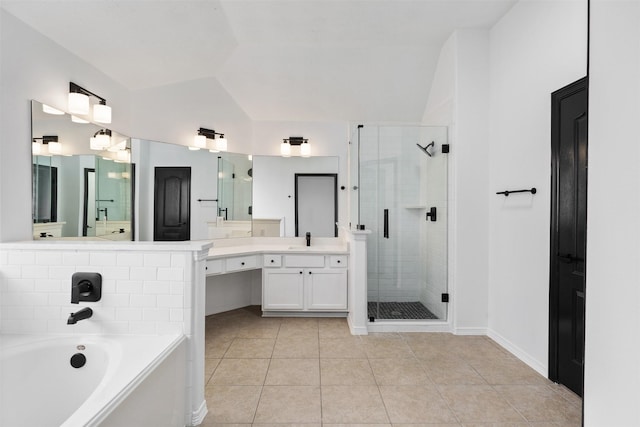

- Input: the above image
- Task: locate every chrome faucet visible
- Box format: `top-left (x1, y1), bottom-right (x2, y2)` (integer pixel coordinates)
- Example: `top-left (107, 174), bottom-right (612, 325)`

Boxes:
top-left (67, 307), bottom-right (93, 325)
top-left (306, 232), bottom-right (311, 247)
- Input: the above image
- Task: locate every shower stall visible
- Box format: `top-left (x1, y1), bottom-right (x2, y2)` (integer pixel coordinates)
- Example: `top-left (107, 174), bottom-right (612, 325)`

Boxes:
top-left (350, 125), bottom-right (449, 322)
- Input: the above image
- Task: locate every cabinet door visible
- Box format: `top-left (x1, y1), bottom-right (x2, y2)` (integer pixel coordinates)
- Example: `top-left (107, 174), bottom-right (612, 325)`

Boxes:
top-left (306, 269), bottom-right (348, 311)
top-left (263, 269), bottom-right (304, 310)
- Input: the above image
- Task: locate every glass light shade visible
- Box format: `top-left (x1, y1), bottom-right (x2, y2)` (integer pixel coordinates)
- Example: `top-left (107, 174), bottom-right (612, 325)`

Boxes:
top-left (215, 137), bottom-right (228, 152)
top-left (47, 141), bottom-right (63, 155)
top-left (90, 133), bottom-right (111, 150)
top-left (71, 115), bottom-right (89, 124)
top-left (300, 141), bottom-right (311, 157)
top-left (42, 104), bottom-right (64, 115)
top-left (194, 134), bottom-right (207, 149)
top-left (68, 92), bottom-right (89, 115)
top-left (281, 141), bottom-right (291, 157)
top-left (115, 150), bottom-right (130, 162)
top-left (93, 104), bottom-right (112, 124)
top-left (32, 141), bottom-right (42, 155)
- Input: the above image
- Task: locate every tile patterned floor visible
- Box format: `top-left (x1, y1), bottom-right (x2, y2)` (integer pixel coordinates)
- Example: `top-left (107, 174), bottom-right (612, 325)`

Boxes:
top-left (201, 306), bottom-right (582, 427)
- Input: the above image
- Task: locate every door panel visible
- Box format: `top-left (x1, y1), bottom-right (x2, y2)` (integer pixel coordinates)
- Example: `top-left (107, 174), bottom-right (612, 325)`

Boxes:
top-left (154, 167), bottom-right (191, 241)
top-left (550, 77), bottom-right (588, 397)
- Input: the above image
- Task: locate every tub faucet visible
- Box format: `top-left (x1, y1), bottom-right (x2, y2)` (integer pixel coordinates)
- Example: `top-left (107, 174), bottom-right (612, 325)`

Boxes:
top-left (306, 232), bottom-right (311, 247)
top-left (67, 307), bottom-right (93, 325)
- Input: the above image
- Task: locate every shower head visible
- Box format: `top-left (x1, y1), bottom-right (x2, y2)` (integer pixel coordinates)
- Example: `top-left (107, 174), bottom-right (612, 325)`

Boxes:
top-left (417, 141), bottom-right (435, 157)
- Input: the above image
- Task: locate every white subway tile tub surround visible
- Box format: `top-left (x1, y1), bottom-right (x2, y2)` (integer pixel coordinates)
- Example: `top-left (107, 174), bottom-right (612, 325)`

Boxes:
top-left (0, 241), bottom-right (210, 336)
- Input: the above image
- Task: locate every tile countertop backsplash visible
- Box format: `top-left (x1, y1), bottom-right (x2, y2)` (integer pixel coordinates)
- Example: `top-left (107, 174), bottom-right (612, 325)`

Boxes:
top-left (0, 240), bottom-right (211, 335)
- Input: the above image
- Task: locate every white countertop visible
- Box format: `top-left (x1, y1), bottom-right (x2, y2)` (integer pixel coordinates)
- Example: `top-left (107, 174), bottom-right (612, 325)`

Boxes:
top-left (207, 237), bottom-right (349, 258)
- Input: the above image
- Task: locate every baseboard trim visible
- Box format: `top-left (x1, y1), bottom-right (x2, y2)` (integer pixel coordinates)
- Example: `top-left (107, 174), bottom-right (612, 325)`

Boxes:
top-left (190, 400), bottom-right (207, 426)
top-left (347, 315), bottom-right (369, 335)
top-left (488, 328), bottom-right (547, 377)
top-left (454, 326), bottom-right (488, 336)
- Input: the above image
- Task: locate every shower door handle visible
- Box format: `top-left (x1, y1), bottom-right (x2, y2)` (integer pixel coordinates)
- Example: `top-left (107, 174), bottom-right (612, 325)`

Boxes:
top-left (383, 209), bottom-right (389, 239)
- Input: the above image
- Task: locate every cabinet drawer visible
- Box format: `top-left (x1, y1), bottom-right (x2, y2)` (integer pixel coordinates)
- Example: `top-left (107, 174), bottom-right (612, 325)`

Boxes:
top-left (226, 255), bottom-right (257, 272)
top-left (329, 255), bottom-right (348, 268)
top-left (205, 259), bottom-right (223, 275)
top-left (284, 255), bottom-right (325, 268)
top-left (263, 254), bottom-right (282, 268)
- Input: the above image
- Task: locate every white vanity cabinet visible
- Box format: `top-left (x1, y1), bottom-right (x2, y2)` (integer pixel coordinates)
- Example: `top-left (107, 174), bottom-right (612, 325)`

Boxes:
top-left (262, 253), bottom-right (348, 313)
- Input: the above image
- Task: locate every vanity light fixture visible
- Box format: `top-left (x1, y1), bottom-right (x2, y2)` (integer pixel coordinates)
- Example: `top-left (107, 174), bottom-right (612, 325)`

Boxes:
top-left (90, 129), bottom-right (112, 151)
top-left (281, 137), bottom-right (310, 157)
top-left (195, 127), bottom-right (228, 152)
top-left (68, 82), bottom-right (112, 124)
top-left (32, 135), bottom-right (62, 155)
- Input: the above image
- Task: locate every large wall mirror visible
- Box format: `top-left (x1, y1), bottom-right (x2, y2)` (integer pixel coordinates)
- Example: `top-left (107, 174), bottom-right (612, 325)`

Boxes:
top-left (31, 100), bottom-right (133, 240)
top-left (32, 101), bottom-right (340, 242)
top-left (131, 139), bottom-right (339, 241)
top-left (133, 139), bottom-right (253, 241)
top-left (252, 156), bottom-right (339, 238)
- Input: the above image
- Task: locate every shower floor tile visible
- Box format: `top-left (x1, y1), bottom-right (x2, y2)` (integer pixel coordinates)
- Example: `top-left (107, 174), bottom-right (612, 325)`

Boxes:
top-left (368, 301), bottom-right (438, 320)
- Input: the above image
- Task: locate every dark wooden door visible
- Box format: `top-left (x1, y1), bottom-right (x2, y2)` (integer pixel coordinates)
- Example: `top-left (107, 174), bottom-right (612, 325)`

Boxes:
top-left (154, 167), bottom-right (191, 241)
top-left (549, 77), bottom-right (588, 396)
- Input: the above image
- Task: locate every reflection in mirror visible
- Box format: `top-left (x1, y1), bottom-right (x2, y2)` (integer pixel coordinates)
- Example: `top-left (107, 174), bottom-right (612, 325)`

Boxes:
top-left (31, 100), bottom-right (133, 240)
top-left (132, 140), bottom-right (253, 241)
top-left (252, 156), bottom-right (339, 237)
top-left (214, 153), bottom-right (253, 239)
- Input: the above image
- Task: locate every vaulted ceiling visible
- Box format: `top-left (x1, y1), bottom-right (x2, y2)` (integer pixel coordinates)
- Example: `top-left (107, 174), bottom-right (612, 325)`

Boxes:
top-left (1, 0), bottom-right (515, 122)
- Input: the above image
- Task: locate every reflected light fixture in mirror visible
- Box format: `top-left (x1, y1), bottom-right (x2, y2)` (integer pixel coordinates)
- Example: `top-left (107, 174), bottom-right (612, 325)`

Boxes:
top-left (68, 82), bottom-right (112, 124)
top-left (195, 127), bottom-right (228, 152)
top-left (90, 129), bottom-right (112, 150)
top-left (32, 135), bottom-right (62, 155)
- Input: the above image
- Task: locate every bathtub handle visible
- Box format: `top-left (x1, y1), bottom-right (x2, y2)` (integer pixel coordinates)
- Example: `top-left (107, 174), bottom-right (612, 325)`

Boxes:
top-left (71, 281), bottom-right (93, 304)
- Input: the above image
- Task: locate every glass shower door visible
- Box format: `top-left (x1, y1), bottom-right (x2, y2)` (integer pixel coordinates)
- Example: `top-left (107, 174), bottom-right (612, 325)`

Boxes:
top-left (357, 125), bottom-right (448, 321)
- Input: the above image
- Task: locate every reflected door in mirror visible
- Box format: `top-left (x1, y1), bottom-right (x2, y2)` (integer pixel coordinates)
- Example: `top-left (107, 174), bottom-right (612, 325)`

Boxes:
top-left (154, 167), bottom-right (191, 241)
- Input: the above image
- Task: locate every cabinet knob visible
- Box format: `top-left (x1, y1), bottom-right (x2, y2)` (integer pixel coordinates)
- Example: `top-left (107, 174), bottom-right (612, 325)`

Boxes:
top-left (270, 259), bottom-right (274, 263)
top-left (299, 271), bottom-right (303, 274)
top-left (337, 260), bottom-right (341, 263)
top-left (205, 266), bottom-right (208, 270)
top-left (309, 271), bottom-right (312, 275)
top-left (241, 262), bottom-right (245, 266)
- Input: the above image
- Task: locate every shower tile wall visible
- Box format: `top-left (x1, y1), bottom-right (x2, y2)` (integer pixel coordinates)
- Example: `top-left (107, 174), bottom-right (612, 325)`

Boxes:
top-left (0, 248), bottom-right (194, 335)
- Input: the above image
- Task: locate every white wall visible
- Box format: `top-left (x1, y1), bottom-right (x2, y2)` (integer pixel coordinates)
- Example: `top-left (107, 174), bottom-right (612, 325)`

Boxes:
top-left (487, 0), bottom-right (587, 371)
top-left (584, 1), bottom-right (640, 425)
top-left (130, 77), bottom-right (253, 153)
top-left (422, 29), bottom-right (491, 333)
top-left (0, 10), bottom-right (131, 242)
